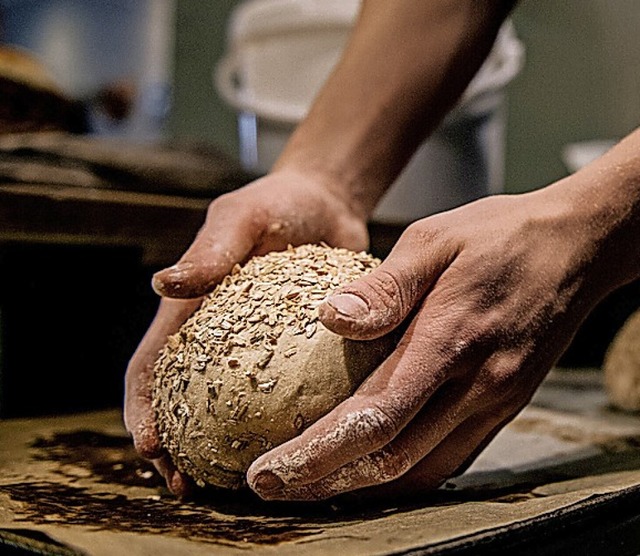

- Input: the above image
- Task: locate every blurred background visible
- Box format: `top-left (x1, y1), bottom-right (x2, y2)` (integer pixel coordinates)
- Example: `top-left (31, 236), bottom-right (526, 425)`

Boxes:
top-left (0, 0), bottom-right (638, 417)
top-left (3, 0), bottom-right (639, 190)
top-left (168, 0), bottom-right (640, 194)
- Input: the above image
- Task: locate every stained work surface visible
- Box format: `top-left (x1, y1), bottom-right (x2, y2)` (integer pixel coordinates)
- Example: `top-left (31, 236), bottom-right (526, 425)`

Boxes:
top-left (2, 370), bottom-right (640, 556)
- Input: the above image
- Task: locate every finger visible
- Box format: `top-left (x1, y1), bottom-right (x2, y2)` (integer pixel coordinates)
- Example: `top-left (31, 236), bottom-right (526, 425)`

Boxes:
top-left (275, 407), bottom-right (514, 502)
top-left (124, 297), bottom-right (202, 459)
top-left (319, 221), bottom-right (459, 340)
top-left (247, 293), bottom-right (481, 497)
top-left (371, 410), bottom-right (518, 500)
top-left (252, 377), bottom-right (497, 501)
top-left (305, 350), bottom-right (528, 499)
top-left (326, 211), bottom-right (370, 253)
top-left (152, 196), bottom-right (269, 298)
top-left (152, 453), bottom-right (195, 500)
top-left (446, 412), bottom-right (516, 480)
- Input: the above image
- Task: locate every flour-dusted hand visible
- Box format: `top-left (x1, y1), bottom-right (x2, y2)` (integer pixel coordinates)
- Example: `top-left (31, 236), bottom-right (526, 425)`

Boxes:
top-left (125, 0), bottom-right (640, 500)
top-left (124, 297), bottom-right (201, 498)
top-left (151, 172), bottom-right (369, 299)
top-left (124, 171), bottom-right (369, 497)
top-left (247, 143), bottom-right (640, 501)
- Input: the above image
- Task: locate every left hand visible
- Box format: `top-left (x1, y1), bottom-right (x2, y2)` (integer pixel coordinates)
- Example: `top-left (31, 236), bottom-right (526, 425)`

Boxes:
top-left (124, 170), bottom-right (368, 498)
top-left (124, 297), bottom-right (202, 498)
top-left (246, 186), bottom-right (608, 501)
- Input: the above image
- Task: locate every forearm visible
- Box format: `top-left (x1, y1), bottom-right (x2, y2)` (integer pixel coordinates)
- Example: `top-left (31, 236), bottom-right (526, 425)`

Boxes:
top-left (273, 0), bottom-right (516, 219)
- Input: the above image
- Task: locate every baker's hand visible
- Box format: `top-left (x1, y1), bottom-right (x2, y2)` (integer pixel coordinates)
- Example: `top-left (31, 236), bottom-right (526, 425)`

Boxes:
top-left (247, 187), bottom-right (604, 501)
top-left (124, 170), bottom-right (369, 497)
top-left (151, 171), bottom-right (369, 299)
top-left (124, 297), bottom-right (200, 498)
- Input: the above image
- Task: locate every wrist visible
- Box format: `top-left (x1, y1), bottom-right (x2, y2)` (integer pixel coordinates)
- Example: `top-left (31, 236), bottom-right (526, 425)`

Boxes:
top-left (271, 158), bottom-right (372, 224)
top-left (537, 146), bottom-right (640, 298)
top-left (271, 1), bottom-right (515, 222)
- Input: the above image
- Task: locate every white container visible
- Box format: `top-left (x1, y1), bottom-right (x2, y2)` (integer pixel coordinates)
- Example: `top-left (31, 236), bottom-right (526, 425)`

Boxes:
top-left (562, 139), bottom-right (617, 174)
top-left (216, 0), bottom-right (524, 224)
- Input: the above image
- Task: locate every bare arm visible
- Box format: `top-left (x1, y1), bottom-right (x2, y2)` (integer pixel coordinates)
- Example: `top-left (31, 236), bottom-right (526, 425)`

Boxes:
top-left (275, 0), bottom-right (517, 219)
top-left (154, 0), bottom-right (518, 299)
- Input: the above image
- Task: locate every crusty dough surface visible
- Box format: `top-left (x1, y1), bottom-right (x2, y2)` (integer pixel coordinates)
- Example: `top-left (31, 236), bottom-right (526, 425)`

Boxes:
top-left (604, 309), bottom-right (640, 412)
top-left (153, 244), bottom-right (395, 489)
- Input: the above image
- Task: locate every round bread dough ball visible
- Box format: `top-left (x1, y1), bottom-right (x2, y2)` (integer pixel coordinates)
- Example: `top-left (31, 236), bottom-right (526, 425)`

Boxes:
top-left (604, 309), bottom-right (640, 412)
top-left (153, 244), bottom-right (396, 489)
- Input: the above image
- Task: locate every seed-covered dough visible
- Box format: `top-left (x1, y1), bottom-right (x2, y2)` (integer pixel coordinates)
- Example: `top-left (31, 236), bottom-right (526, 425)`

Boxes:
top-left (153, 244), bottom-right (395, 489)
top-left (604, 309), bottom-right (640, 412)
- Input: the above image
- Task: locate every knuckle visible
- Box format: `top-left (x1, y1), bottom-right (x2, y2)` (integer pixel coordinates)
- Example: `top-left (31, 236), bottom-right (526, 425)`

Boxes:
top-left (373, 446), bottom-right (414, 482)
top-left (479, 356), bottom-right (524, 405)
top-left (402, 220), bottom-right (436, 244)
top-left (205, 194), bottom-right (229, 219)
top-left (481, 368), bottom-right (513, 398)
top-left (207, 191), bottom-right (235, 213)
top-left (355, 404), bottom-right (402, 451)
top-left (438, 327), bottom-right (492, 378)
top-left (366, 268), bottom-right (407, 315)
top-left (205, 192), bottom-right (260, 225)
top-left (402, 219), bottom-right (450, 251)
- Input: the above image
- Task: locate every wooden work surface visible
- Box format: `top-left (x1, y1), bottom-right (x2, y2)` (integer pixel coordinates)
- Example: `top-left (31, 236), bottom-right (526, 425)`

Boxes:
top-left (2, 370), bottom-right (640, 555)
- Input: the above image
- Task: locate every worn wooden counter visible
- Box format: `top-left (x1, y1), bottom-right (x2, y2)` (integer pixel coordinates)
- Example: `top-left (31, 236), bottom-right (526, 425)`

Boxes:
top-left (2, 370), bottom-right (640, 555)
top-left (0, 182), bottom-right (209, 268)
top-left (0, 132), bottom-right (257, 267)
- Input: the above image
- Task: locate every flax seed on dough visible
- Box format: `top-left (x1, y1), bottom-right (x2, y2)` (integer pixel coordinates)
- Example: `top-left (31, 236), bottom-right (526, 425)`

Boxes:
top-left (153, 244), bottom-right (396, 489)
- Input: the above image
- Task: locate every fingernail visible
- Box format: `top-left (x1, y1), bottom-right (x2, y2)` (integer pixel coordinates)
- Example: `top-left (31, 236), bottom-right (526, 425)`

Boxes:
top-left (252, 470), bottom-right (284, 494)
top-left (171, 473), bottom-right (193, 501)
top-left (157, 262), bottom-right (194, 282)
top-left (327, 293), bottom-right (369, 320)
top-left (152, 263), bottom-right (193, 294)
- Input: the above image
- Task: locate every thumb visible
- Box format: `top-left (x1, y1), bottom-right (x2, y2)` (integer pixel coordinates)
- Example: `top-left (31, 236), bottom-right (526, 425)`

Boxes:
top-left (319, 226), bottom-right (456, 340)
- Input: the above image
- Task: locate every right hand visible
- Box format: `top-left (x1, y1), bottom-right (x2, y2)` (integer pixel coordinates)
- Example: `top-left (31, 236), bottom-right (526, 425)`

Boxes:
top-left (123, 170), bottom-right (369, 497)
top-left (247, 188), bottom-right (605, 500)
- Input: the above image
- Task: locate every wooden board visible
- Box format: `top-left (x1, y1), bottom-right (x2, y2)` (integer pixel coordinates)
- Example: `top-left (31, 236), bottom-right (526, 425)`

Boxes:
top-left (0, 132), bottom-right (256, 267)
top-left (2, 370), bottom-right (640, 555)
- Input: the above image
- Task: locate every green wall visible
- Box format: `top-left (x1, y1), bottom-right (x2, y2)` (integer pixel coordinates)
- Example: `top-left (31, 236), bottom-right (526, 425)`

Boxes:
top-left (169, 0), bottom-right (241, 155)
top-left (506, 0), bottom-right (640, 192)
